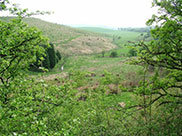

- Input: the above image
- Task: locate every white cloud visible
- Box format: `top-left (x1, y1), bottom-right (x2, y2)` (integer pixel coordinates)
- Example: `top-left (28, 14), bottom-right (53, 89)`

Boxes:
top-left (7, 0), bottom-right (158, 27)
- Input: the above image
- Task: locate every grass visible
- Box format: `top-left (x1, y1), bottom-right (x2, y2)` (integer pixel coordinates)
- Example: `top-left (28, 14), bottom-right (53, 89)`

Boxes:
top-left (77, 27), bottom-right (145, 56)
top-left (21, 23), bottom-right (145, 89)
top-left (16, 17), bottom-right (145, 112)
top-left (0, 17), bottom-right (116, 55)
top-left (40, 53), bottom-right (143, 90)
top-left (78, 27), bottom-right (144, 44)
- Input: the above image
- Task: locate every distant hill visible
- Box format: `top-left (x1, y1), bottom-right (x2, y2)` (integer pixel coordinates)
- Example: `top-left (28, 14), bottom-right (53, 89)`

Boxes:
top-left (78, 27), bottom-right (145, 46)
top-left (0, 17), bottom-right (116, 55)
top-left (78, 27), bottom-right (119, 34)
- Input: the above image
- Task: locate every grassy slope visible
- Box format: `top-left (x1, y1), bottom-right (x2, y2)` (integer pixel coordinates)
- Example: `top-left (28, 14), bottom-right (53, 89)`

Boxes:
top-left (78, 27), bottom-right (144, 56)
top-left (1, 17), bottom-right (144, 84)
top-left (23, 18), bottom-right (117, 55)
top-left (78, 27), bottom-right (143, 44)
top-left (0, 17), bottom-right (116, 55)
top-left (43, 27), bottom-right (144, 87)
top-left (78, 27), bottom-right (118, 34)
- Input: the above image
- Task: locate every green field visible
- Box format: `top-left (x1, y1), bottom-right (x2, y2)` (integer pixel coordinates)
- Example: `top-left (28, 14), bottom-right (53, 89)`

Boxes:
top-left (78, 27), bottom-right (144, 44)
top-left (77, 27), bottom-right (145, 56)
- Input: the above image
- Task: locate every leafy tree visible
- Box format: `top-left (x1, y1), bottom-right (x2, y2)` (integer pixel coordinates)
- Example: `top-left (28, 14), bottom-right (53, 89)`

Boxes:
top-left (110, 51), bottom-right (118, 57)
top-left (128, 48), bottom-right (137, 57)
top-left (0, 2), bottom-right (59, 135)
top-left (130, 0), bottom-right (182, 135)
top-left (101, 51), bottom-right (105, 57)
top-left (0, 16), bottom-right (48, 85)
top-left (0, 0), bottom-right (8, 11)
top-left (137, 0), bottom-right (182, 103)
top-left (47, 43), bottom-right (56, 69)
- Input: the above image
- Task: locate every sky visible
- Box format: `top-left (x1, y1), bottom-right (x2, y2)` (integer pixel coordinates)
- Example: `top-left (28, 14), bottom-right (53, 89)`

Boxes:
top-left (3, 0), bottom-right (158, 28)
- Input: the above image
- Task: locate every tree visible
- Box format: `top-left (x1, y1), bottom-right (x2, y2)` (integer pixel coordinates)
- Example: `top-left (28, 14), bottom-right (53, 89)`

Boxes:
top-left (0, 2), bottom-right (67, 135)
top-left (128, 48), bottom-right (137, 57)
top-left (42, 50), bottom-right (51, 69)
top-left (47, 43), bottom-right (56, 69)
top-left (0, 19), bottom-right (48, 85)
top-left (137, 0), bottom-right (182, 102)
top-left (0, 0), bottom-right (8, 11)
top-left (131, 0), bottom-right (182, 134)
top-left (110, 51), bottom-right (118, 57)
top-left (31, 43), bottom-right (60, 71)
top-left (101, 51), bottom-right (105, 57)
top-left (0, 1), bottom-right (49, 85)
top-left (56, 50), bottom-right (61, 59)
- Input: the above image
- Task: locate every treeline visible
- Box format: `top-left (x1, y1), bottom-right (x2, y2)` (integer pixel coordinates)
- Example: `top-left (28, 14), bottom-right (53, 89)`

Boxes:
top-left (118, 27), bottom-right (151, 33)
top-left (30, 43), bottom-right (62, 71)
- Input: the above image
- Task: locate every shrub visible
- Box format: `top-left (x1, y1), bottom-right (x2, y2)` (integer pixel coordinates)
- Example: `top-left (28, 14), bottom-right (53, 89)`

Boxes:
top-left (128, 48), bottom-right (137, 57)
top-left (110, 51), bottom-right (118, 57)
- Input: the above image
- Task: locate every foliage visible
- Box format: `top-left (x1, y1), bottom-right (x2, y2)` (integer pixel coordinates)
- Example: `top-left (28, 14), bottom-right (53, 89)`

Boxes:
top-left (1, 0), bottom-right (182, 135)
top-left (0, 78), bottom-right (64, 135)
top-left (101, 50), bottom-right (105, 57)
top-left (137, 0), bottom-right (182, 104)
top-left (42, 50), bottom-right (50, 69)
top-left (110, 51), bottom-right (118, 57)
top-left (0, 2), bottom-right (53, 135)
top-left (47, 43), bottom-right (56, 69)
top-left (30, 43), bottom-right (61, 71)
top-left (128, 47), bottom-right (137, 57)
top-left (128, 0), bottom-right (182, 135)
top-left (100, 70), bottom-right (113, 85)
top-left (0, 17), bottom-right (48, 85)
top-left (0, 0), bottom-right (9, 11)
top-left (56, 50), bottom-right (62, 61)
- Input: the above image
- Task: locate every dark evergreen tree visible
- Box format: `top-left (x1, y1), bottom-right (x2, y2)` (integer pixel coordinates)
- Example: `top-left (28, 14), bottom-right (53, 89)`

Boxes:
top-left (42, 51), bottom-right (50, 69)
top-left (110, 51), bottom-right (118, 57)
top-left (30, 43), bottom-right (60, 71)
top-left (56, 50), bottom-right (62, 60)
top-left (47, 43), bottom-right (56, 69)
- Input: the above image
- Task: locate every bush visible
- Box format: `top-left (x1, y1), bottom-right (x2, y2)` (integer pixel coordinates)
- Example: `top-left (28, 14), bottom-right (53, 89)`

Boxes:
top-left (128, 48), bottom-right (137, 57)
top-left (110, 51), bottom-right (118, 57)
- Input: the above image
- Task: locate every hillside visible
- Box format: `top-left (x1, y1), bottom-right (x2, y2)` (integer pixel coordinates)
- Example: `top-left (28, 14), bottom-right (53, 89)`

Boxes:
top-left (0, 17), bottom-right (116, 55)
top-left (77, 27), bottom-right (118, 34)
top-left (77, 27), bottom-right (144, 46)
top-left (77, 27), bottom-right (142, 36)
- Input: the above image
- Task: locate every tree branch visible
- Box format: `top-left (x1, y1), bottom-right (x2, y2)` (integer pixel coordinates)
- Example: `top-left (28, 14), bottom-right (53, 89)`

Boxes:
top-left (159, 101), bottom-right (182, 106)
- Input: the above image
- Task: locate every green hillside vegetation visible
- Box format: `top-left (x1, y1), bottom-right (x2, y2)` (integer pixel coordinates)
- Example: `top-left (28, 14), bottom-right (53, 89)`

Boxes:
top-left (1, 0), bottom-right (181, 135)
top-left (78, 27), bottom-right (119, 34)
top-left (0, 17), bottom-right (117, 55)
top-left (78, 27), bottom-right (143, 43)
top-left (24, 18), bottom-right (118, 55)
top-left (78, 27), bottom-right (148, 56)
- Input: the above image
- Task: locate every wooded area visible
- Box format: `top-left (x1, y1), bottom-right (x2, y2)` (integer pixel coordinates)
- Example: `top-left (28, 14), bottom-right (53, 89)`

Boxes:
top-left (0, 0), bottom-right (181, 135)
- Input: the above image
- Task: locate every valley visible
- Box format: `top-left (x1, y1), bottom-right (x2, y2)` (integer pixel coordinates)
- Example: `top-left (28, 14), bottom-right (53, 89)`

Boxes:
top-left (1, 1), bottom-right (181, 133)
